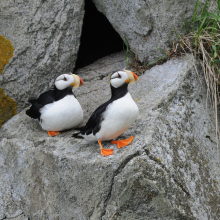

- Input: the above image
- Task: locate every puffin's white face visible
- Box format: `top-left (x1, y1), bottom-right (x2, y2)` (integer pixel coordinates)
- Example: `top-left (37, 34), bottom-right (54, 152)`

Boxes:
top-left (55, 73), bottom-right (84, 90)
top-left (110, 70), bottom-right (139, 88)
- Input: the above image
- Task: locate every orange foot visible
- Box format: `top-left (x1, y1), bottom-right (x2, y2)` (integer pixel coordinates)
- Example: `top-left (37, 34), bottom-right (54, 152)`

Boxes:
top-left (98, 140), bottom-right (114, 157)
top-left (111, 136), bottom-right (134, 149)
top-left (48, 131), bottom-right (60, 137)
top-left (101, 149), bottom-right (114, 157)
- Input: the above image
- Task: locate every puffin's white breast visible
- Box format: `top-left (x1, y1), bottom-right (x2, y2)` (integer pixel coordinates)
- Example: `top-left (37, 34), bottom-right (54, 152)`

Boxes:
top-left (96, 92), bottom-right (139, 140)
top-left (40, 95), bottom-right (83, 131)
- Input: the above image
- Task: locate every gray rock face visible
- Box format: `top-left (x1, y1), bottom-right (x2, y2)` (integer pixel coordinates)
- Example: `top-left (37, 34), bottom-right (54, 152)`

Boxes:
top-left (1, 53), bottom-right (220, 219)
top-left (92, 0), bottom-right (199, 63)
top-left (0, 0), bottom-right (84, 111)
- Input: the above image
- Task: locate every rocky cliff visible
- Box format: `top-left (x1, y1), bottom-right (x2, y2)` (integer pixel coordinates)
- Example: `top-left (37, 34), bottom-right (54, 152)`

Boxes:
top-left (0, 0), bottom-right (84, 125)
top-left (0, 53), bottom-right (219, 220)
top-left (92, 0), bottom-right (199, 62)
top-left (0, 0), bottom-right (202, 127)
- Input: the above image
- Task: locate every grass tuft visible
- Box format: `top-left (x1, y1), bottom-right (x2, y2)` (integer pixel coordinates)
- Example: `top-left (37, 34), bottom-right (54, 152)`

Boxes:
top-left (167, 0), bottom-right (220, 160)
top-left (123, 36), bottom-right (134, 69)
top-left (126, 0), bottom-right (220, 159)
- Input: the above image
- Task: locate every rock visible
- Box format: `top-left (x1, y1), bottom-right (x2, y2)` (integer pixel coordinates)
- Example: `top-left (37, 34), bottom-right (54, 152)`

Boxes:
top-left (0, 0), bottom-right (84, 126)
top-left (5, 214), bottom-right (28, 220)
top-left (0, 53), bottom-right (220, 219)
top-left (92, 0), bottom-right (200, 63)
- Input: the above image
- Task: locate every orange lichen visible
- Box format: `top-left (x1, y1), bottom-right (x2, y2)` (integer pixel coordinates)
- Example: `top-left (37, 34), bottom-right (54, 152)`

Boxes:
top-left (0, 87), bottom-right (17, 128)
top-left (0, 35), bottom-right (14, 74)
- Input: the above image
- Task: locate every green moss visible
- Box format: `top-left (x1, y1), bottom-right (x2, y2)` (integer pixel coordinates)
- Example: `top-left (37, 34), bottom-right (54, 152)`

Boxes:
top-left (0, 87), bottom-right (17, 128)
top-left (0, 35), bottom-right (14, 74)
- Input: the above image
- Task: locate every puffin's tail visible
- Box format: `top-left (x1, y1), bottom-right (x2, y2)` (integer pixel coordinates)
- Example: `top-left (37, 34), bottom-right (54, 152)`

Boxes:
top-left (72, 126), bottom-right (90, 139)
top-left (72, 132), bottom-right (84, 139)
top-left (26, 99), bottom-right (42, 119)
top-left (26, 109), bottom-right (32, 117)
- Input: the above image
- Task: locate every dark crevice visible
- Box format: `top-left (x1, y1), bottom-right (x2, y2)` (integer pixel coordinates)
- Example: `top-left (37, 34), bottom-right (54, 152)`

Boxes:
top-left (100, 151), bottom-right (141, 219)
top-left (97, 74), bottom-right (106, 81)
top-left (74, 0), bottom-right (124, 71)
top-left (206, 135), bottom-right (214, 143)
top-left (144, 149), bottom-right (190, 197)
top-left (173, 177), bottom-right (190, 197)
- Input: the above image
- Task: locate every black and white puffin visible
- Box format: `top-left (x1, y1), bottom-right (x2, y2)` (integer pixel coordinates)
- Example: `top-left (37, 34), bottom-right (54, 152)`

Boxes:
top-left (26, 73), bottom-right (84, 137)
top-left (73, 70), bottom-right (139, 156)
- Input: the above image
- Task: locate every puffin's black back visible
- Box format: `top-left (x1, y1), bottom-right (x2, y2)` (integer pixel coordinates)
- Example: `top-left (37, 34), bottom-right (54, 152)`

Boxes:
top-left (26, 87), bottom-right (74, 119)
top-left (73, 83), bottom-right (128, 137)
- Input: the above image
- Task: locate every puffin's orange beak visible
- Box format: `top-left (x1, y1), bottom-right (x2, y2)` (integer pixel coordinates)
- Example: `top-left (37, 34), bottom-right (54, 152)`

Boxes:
top-left (132, 72), bottom-right (139, 82)
top-left (79, 77), bottom-right (84, 87)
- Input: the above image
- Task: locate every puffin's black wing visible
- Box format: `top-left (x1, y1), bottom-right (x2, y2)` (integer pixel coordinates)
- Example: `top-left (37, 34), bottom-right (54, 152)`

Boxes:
top-left (74, 99), bottom-right (113, 137)
top-left (86, 100), bottom-right (113, 134)
top-left (26, 90), bottom-right (55, 119)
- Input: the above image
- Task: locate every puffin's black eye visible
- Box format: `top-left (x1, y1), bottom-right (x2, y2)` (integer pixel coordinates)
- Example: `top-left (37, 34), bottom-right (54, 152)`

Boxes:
top-left (64, 77), bottom-right (67, 81)
top-left (118, 73), bottom-right (121, 78)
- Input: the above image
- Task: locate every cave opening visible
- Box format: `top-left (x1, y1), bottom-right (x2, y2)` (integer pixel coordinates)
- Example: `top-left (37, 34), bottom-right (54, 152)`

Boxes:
top-left (74, 0), bottom-right (124, 70)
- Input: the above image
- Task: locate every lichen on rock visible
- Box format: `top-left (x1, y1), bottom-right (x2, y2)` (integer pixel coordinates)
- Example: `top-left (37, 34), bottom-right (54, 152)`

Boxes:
top-left (0, 87), bottom-right (17, 128)
top-left (0, 35), bottom-right (14, 74)
top-left (0, 35), bottom-right (16, 128)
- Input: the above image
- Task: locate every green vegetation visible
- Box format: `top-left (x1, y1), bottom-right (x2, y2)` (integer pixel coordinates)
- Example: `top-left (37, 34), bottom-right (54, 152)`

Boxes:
top-left (147, 48), bottom-right (168, 66)
top-left (148, 0), bottom-right (220, 159)
top-left (130, 0), bottom-right (220, 157)
top-left (176, 0), bottom-right (220, 158)
top-left (123, 36), bottom-right (133, 69)
top-left (179, 0), bottom-right (220, 111)
top-left (123, 37), bottom-right (150, 75)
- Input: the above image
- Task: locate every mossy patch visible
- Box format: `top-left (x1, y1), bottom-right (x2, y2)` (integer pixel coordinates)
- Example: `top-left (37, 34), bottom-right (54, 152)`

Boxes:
top-left (0, 35), bottom-right (14, 74)
top-left (0, 35), bottom-right (16, 127)
top-left (0, 87), bottom-right (17, 128)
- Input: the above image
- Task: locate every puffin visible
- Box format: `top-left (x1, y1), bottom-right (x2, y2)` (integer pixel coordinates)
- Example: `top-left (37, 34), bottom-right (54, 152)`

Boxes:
top-left (72, 70), bottom-right (139, 156)
top-left (26, 73), bottom-right (84, 137)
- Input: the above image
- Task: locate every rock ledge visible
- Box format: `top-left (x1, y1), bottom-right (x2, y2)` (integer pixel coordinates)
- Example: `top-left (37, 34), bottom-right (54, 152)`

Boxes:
top-left (0, 53), bottom-right (220, 220)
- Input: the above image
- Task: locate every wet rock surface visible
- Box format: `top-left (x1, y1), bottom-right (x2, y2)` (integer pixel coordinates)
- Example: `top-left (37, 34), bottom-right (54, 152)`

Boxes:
top-left (0, 53), bottom-right (220, 219)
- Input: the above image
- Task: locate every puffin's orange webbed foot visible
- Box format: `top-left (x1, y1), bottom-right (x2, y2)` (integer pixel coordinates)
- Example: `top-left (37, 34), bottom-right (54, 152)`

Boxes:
top-left (111, 136), bottom-right (134, 148)
top-left (48, 131), bottom-right (60, 137)
top-left (101, 149), bottom-right (114, 157)
top-left (98, 140), bottom-right (114, 157)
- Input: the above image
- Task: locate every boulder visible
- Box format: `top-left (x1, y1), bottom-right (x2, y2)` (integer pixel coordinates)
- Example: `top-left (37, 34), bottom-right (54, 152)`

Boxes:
top-left (92, 0), bottom-right (199, 63)
top-left (0, 52), bottom-right (220, 219)
top-left (0, 0), bottom-right (84, 126)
